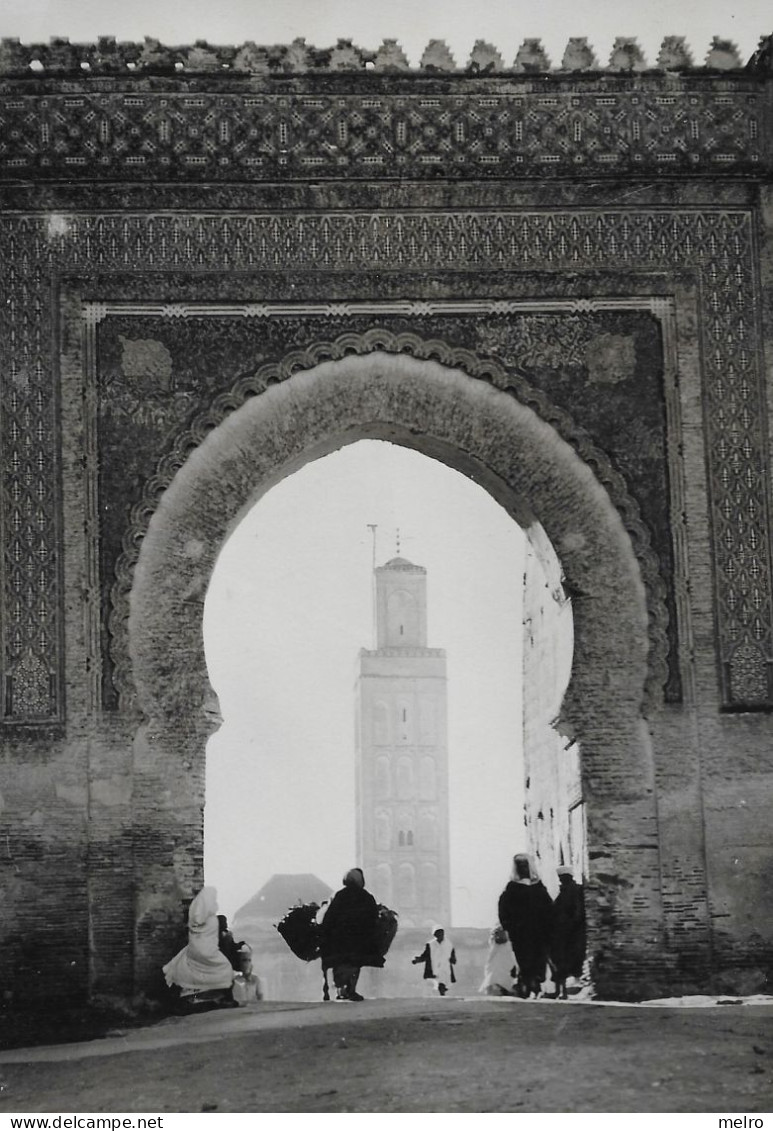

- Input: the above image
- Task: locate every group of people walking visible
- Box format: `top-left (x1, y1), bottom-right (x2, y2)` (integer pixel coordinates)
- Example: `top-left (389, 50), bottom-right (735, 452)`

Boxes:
top-left (162, 853), bottom-right (585, 1006)
top-left (313, 853), bottom-right (585, 1003)
top-left (494, 853), bottom-right (586, 999)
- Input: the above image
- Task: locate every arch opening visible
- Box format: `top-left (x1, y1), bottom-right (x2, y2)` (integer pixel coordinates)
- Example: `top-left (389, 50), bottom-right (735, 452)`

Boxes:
top-left (201, 439), bottom-right (530, 951)
top-left (127, 349), bottom-right (657, 998)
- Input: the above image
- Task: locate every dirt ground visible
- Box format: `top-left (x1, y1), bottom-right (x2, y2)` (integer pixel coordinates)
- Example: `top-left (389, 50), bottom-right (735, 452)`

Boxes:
top-left (1, 997), bottom-right (772, 1114)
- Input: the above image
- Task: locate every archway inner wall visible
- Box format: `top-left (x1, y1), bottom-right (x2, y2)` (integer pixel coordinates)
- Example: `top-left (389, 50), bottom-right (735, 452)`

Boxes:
top-left (128, 351), bottom-right (659, 999)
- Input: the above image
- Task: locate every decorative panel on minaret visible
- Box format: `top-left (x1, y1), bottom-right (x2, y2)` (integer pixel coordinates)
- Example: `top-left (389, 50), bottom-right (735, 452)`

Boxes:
top-left (355, 557), bottom-right (451, 928)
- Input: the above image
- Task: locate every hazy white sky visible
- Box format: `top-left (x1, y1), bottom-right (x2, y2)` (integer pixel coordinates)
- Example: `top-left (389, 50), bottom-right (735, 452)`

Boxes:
top-left (203, 441), bottom-right (526, 927)
top-left (1, 0), bottom-right (769, 65)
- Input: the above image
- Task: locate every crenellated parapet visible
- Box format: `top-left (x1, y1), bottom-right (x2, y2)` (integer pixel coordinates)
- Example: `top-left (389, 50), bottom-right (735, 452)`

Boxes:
top-left (0, 33), bottom-right (770, 76)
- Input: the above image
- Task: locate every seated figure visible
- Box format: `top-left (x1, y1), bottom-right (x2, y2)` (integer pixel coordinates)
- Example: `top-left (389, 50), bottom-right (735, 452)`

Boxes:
top-left (162, 886), bottom-right (235, 1000)
top-left (217, 914), bottom-right (245, 970)
top-left (232, 946), bottom-right (264, 1005)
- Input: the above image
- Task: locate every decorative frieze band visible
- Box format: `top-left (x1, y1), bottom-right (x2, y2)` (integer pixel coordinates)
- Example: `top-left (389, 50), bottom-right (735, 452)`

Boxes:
top-left (0, 85), bottom-right (767, 181)
top-left (83, 297), bottom-right (672, 322)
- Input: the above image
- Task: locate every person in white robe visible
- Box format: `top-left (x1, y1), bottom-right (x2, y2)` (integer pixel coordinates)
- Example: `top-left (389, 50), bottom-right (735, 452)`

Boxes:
top-left (479, 925), bottom-right (517, 995)
top-left (162, 885), bottom-right (235, 997)
top-left (412, 924), bottom-right (457, 996)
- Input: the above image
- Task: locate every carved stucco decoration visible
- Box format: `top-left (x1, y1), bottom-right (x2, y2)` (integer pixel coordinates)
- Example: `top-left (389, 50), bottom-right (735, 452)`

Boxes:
top-left (106, 326), bottom-right (670, 717)
top-left (0, 206), bottom-right (770, 720)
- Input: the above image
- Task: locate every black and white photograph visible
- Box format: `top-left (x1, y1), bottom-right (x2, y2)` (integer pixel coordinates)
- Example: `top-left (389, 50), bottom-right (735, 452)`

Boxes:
top-left (0, 0), bottom-right (772, 1119)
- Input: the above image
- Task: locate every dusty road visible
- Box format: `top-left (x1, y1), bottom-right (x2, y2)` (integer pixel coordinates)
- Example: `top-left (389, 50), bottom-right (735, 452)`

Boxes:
top-left (1, 997), bottom-right (772, 1114)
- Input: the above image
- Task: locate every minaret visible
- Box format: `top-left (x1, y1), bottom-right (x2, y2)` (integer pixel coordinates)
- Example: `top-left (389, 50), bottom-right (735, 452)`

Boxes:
top-left (355, 551), bottom-right (451, 927)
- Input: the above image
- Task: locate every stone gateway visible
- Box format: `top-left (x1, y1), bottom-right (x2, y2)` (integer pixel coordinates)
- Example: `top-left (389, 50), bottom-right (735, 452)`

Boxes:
top-left (1, 33), bottom-right (773, 1003)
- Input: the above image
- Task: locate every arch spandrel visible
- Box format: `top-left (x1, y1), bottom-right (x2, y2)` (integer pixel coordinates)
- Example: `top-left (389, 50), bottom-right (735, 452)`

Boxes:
top-left (116, 330), bottom-right (669, 719)
top-left (128, 347), bottom-right (649, 747)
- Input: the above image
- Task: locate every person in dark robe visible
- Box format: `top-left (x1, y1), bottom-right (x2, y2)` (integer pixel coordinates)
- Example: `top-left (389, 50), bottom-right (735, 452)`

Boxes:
top-left (549, 865), bottom-right (586, 999)
top-left (318, 867), bottom-right (383, 1001)
top-left (217, 914), bottom-right (245, 971)
top-left (497, 853), bottom-right (554, 999)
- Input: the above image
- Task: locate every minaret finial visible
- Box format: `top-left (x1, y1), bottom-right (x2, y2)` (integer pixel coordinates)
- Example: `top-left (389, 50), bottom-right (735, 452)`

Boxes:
top-left (396, 527), bottom-right (401, 555)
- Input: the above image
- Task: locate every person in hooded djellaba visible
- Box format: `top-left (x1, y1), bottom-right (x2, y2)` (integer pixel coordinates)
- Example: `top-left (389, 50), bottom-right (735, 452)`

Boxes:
top-left (412, 924), bottom-right (457, 996)
top-left (162, 886), bottom-right (236, 1007)
top-left (549, 865), bottom-right (587, 999)
top-left (497, 854), bottom-right (554, 999)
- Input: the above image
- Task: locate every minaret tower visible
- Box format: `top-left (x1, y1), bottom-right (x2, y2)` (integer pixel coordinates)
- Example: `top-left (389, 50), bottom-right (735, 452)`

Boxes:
top-left (355, 547), bottom-right (451, 927)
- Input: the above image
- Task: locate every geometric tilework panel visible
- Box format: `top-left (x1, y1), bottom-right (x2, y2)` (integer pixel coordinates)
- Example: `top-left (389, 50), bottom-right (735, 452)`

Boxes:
top-left (0, 207), bottom-right (770, 720)
top-left (0, 87), bottom-right (767, 182)
top-left (0, 218), bottom-right (60, 723)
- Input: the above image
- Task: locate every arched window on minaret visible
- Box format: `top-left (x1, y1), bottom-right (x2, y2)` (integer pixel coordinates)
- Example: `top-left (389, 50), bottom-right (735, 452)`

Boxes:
top-left (375, 808), bottom-right (391, 851)
top-left (419, 756), bottom-right (436, 800)
top-left (374, 863), bottom-right (393, 907)
top-left (396, 756), bottom-right (413, 799)
top-left (418, 809), bottom-right (438, 851)
top-left (397, 698), bottom-right (412, 744)
top-left (419, 696), bottom-right (436, 743)
top-left (420, 862), bottom-right (439, 909)
top-left (398, 862), bottom-right (416, 907)
top-left (375, 755), bottom-right (391, 800)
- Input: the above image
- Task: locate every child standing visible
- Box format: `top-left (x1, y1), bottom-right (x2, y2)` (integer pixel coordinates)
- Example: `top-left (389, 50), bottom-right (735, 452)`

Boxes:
top-left (412, 924), bottom-right (457, 996)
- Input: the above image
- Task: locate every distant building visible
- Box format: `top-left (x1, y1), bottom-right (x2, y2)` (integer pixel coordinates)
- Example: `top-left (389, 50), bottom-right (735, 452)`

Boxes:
top-left (521, 528), bottom-right (586, 897)
top-left (355, 556), bottom-right (451, 927)
top-left (233, 873), bottom-right (333, 929)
